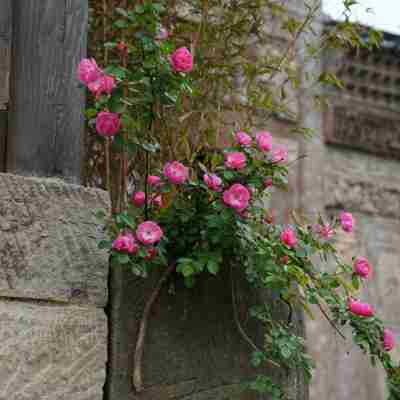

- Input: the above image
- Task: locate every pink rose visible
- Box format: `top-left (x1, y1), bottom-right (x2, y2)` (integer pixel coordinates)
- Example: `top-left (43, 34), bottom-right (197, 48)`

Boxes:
top-left (144, 247), bottom-right (158, 261)
top-left (340, 212), bottom-right (354, 233)
top-left (271, 145), bottom-right (288, 163)
top-left (223, 184), bottom-right (251, 212)
top-left (163, 161), bottom-right (189, 184)
top-left (224, 152), bottom-right (247, 170)
top-left (383, 328), bottom-right (396, 351)
top-left (136, 221), bottom-right (163, 245)
top-left (280, 227), bottom-right (297, 248)
top-left (348, 298), bottom-right (374, 317)
top-left (78, 58), bottom-right (102, 85)
top-left (132, 191), bottom-right (146, 207)
top-left (96, 111), bottom-right (121, 136)
top-left (112, 232), bottom-right (138, 254)
top-left (256, 131), bottom-right (272, 152)
top-left (264, 177), bottom-right (273, 188)
top-left (315, 223), bottom-right (334, 241)
top-left (147, 175), bottom-right (162, 187)
top-left (150, 194), bottom-right (164, 208)
top-left (170, 47), bottom-right (193, 73)
top-left (203, 174), bottom-right (222, 191)
top-left (88, 74), bottom-right (116, 99)
top-left (235, 131), bottom-right (252, 147)
top-left (353, 257), bottom-right (372, 279)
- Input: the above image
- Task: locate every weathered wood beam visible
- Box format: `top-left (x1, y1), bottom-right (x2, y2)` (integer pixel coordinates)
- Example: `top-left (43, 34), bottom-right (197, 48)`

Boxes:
top-left (7, 0), bottom-right (88, 182)
top-left (0, 0), bottom-right (12, 171)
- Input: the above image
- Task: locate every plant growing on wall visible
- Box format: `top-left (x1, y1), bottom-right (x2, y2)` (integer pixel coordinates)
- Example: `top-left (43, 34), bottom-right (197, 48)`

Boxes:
top-left (79, 0), bottom-right (400, 398)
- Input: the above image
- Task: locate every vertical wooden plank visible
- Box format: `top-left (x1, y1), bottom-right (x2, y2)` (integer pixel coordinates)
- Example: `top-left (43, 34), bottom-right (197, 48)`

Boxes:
top-left (0, 111), bottom-right (7, 171)
top-left (7, 0), bottom-right (88, 183)
top-left (0, 0), bottom-right (12, 171)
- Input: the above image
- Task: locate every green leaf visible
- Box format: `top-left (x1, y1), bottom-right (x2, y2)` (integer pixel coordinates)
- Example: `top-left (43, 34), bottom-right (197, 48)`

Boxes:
top-left (113, 134), bottom-right (127, 149)
top-left (152, 3), bottom-right (165, 12)
top-left (85, 108), bottom-right (98, 119)
top-left (98, 240), bottom-right (112, 250)
top-left (181, 264), bottom-right (194, 277)
top-left (352, 274), bottom-right (360, 290)
top-left (280, 345), bottom-right (292, 359)
top-left (207, 260), bottom-right (220, 275)
top-left (118, 214), bottom-right (136, 230)
top-left (115, 7), bottom-right (129, 17)
top-left (116, 253), bottom-right (131, 264)
top-left (114, 19), bottom-right (128, 28)
top-left (134, 4), bottom-right (145, 14)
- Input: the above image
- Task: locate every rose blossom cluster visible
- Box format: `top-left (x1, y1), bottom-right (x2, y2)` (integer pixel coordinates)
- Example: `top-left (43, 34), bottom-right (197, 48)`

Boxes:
top-left (132, 191), bottom-right (164, 209)
top-left (353, 257), bottom-right (372, 279)
top-left (200, 129), bottom-right (292, 215)
top-left (163, 161), bottom-right (189, 184)
top-left (233, 129), bottom-right (289, 164)
top-left (170, 47), bottom-right (193, 73)
top-left (113, 130), bottom-right (395, 355)
top-left (333, 215), bottom-right (394, 352)
top-left (112, 221), bottom-right (163, 262)
top-left (312, 211), bottom-right (355, 242)
top-left (78, 58), bottom-right (121, 136)
top-left (78, 43), bottom-right (194, 138)
top-left (280, 227), bottom-right (297, 248)
top-left (95, 111), bottom-right (121, 137)
top-left (314, 223), bottom-right (334, 241)
top-left (78, 58), bottom-right (116, 99)
top-left (131, 161), bottom-right (189, 210)
top-left (277, 211), bottom-right (393, 352)
top-left (223, 184), bottom-right (251, 212)
top-left (203, 174), bottom-right (222, 192)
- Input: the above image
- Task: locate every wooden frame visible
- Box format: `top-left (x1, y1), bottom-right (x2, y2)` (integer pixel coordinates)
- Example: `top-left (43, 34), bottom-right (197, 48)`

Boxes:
top-left (0, 0), bottom-right (11, 171)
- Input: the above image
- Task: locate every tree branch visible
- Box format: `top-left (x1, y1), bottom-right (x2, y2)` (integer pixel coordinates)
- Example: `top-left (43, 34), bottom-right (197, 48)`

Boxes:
top-left (230, 265), bottom-right (281, 369)
top-left (133, 263), bottom-right (176, 392)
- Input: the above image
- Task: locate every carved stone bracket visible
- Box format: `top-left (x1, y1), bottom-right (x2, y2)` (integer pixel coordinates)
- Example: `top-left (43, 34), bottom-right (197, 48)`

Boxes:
top-left (324, 104), bottom-right (400, 159)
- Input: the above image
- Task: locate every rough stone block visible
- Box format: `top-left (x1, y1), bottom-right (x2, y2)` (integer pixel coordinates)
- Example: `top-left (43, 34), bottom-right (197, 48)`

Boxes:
top-left (106, 265), bottom-right (307, 400)
top-left (325, 148), bottom-right (400, 219)
top-left (0, 300), bottom-right (107, 400)
top-left (0, 173), bottom-right (109, 307)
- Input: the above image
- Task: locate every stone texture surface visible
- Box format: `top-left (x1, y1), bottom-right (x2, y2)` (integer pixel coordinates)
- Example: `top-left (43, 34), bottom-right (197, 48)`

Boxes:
top-left (307, 130), bottom-right (400, 400)
top-left (308, 212), bottom-right (400, 400)
top-left (325, 147), bottom-right (400, 218)
top-left (0, 173), bottom-right (109, 307)
top-left (0, 300), bottom-right (107, 400)
top-left (324, 104), bottom-right (400, 160)
top-left (0, 173), bottom-right (109, 400)
top-left (107, 264), bottom-right (307, 400)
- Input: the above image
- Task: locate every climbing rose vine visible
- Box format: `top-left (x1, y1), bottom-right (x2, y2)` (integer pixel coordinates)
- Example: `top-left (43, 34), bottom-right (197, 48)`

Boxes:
top-left (79, 1), bottom-right (400, 398)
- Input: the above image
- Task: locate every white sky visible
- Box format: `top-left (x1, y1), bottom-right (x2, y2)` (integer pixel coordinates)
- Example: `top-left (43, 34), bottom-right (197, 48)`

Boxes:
top-left (323, 0), bottom-right (400, 34)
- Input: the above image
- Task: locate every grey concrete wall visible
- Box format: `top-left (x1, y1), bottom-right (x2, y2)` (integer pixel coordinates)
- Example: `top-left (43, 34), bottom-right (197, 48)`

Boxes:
top-left (0, 173), bottom-right (109, 400)
top-left (308, 147), bottom-right (400, 400)
top-left (306, 26), bottom-right (400, 399)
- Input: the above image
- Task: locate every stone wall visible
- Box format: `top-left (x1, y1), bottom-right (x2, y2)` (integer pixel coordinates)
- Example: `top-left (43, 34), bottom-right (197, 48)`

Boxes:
top-left (0, 173), bottom-right (109, 400)
top-left (308, 29), bottom-right (400, 400)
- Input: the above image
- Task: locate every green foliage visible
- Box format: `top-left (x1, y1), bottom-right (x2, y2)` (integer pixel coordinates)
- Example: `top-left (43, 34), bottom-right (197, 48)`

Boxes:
top-left (84, 0), bottom-right (399, 398)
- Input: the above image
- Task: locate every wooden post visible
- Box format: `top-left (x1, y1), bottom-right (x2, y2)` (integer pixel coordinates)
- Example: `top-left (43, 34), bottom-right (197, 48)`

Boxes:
top-left (0, 0), bottom-right (11, 171)
top-left (7, 0), bottom-right (88, 183)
